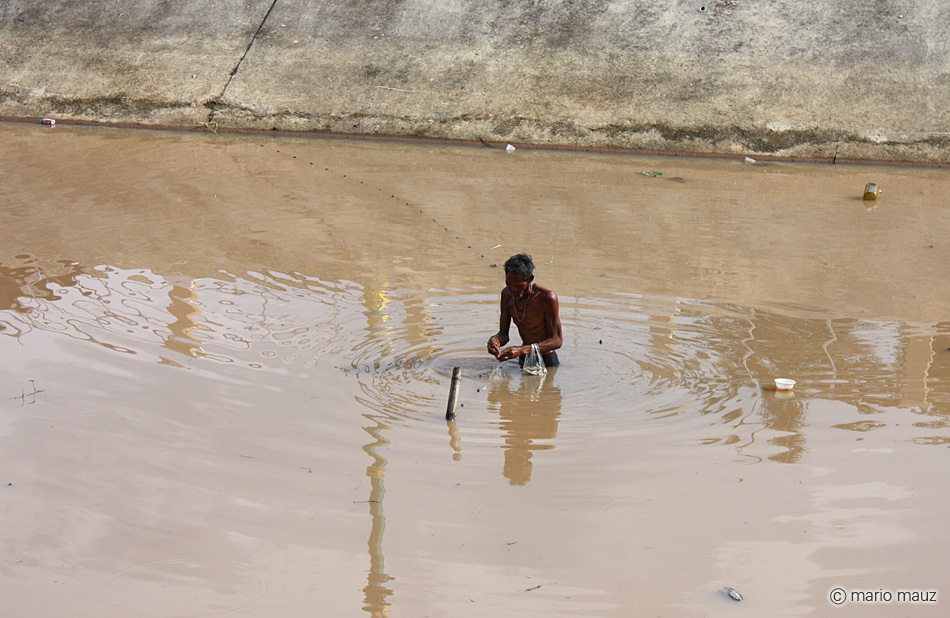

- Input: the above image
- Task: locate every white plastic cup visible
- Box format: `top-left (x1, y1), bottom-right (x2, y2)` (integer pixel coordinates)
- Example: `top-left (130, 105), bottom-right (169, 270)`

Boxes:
top-left (774, 378), bottom-right (796, 391)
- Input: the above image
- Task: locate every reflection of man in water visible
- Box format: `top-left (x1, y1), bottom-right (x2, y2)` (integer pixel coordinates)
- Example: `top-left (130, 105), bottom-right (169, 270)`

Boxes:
top-left (487, 254), bottom-right (563, 367)
top-left (487, 370), bottom-right (562, 485)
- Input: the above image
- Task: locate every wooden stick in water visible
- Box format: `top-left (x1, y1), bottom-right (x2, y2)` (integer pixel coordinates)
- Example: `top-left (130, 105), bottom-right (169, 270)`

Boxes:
top-left (445, 367), bottom-right (461, 420)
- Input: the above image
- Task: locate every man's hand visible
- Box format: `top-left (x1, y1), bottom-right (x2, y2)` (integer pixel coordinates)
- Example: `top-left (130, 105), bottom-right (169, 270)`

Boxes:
top-left (496, 346), bottom-right (525, 362)
top-left (487, 336), bottom-right (502, 358)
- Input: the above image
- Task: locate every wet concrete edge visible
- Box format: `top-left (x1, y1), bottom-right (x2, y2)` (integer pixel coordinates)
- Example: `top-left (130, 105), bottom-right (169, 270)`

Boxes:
top-left (3, 1), bottom-right (949, 164)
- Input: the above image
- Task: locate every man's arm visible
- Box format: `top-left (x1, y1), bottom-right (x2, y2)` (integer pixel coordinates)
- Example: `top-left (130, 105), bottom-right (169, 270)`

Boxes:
top-left (536, 289), bottom-right (563, 355)
top-left (487, 289), bottom-right (512, 357)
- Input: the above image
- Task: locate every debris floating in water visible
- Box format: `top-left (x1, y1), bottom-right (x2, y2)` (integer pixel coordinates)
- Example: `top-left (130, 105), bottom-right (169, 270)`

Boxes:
top-left (863, 183), bottom-right (880, 200)
top-left (506, 143), bottom-right (516, 153)
top-left (774, 378), bottom-right (796, 391)
top-left (720, 587), bottom-right (743, 602)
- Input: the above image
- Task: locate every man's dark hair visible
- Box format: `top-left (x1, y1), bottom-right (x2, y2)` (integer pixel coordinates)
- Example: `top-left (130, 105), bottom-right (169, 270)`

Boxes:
top-left (504, 253), bottom-right (535, 280)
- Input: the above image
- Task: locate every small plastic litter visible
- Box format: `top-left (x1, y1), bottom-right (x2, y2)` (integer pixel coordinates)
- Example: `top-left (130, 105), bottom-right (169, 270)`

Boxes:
top-left (522, 343), bottom-right (546, 376)
top-left (40, 118), bottom-right (55, 126)
top-left (641, 171), bottom-right (663, 177)
top-left (506, 144), bottom-right (516, 153)
top-left (774, 378), bottom-right (796, 391)
top-left (743, 156), bottom-right (757, 164)
top-left (863, 183), bottom-right (880, 200)
top-left (720, 587), bottom-right (743, 602)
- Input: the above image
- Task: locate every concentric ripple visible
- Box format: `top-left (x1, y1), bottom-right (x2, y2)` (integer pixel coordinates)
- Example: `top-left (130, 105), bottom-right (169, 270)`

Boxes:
top-left (2, 257), bottom-right (948, 450)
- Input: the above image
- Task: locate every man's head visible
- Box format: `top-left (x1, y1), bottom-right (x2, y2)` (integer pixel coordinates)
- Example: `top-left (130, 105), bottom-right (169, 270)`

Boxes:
top-left (504, 254), bottom-right (535, 298)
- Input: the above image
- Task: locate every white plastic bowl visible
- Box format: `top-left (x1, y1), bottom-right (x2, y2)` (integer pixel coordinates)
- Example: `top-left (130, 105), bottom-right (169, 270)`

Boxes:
top-left (774, 378), bottom-right (796, 391)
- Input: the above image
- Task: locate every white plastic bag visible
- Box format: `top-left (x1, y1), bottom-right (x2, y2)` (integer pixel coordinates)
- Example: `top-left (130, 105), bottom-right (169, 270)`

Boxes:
top-left (522, 343), bottom-right (546, 376)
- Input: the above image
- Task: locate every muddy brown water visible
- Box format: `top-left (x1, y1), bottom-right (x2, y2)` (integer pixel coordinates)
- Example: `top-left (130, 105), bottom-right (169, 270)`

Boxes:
top-left (1, 120), bottom-right (949, 617)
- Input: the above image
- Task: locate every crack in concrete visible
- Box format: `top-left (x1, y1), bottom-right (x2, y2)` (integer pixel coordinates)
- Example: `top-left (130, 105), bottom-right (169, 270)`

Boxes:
top-left (208, 0), bottom-right (279, 122)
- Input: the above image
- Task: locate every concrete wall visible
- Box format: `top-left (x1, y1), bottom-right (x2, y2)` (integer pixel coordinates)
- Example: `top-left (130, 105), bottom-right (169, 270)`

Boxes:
top-left (2, 0), bottom-right (949, 162)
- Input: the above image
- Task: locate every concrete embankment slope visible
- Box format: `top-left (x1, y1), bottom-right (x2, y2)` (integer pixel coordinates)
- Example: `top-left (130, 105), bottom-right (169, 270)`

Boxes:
top-left (2, 0), bottom-right (949, 162)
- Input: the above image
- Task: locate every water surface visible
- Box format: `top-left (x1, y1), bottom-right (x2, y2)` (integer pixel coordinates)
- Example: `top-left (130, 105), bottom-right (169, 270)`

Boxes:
top-left (1, 121), bottom-right (949, 617)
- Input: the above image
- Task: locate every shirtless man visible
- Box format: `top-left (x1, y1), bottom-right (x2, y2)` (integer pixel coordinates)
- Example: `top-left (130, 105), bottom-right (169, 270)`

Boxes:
top-left (487, 254), bottom-right (563, 367)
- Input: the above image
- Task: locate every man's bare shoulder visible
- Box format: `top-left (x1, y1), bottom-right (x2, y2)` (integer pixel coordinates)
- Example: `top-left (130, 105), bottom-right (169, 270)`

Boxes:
top-left (535, 285), bottom-right (558, 301)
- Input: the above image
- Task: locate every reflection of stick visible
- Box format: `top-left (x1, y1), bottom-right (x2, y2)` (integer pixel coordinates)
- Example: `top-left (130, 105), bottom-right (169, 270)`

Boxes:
top-left (445, 367), bottom-right (461, 420)
top-left (447, 419), bottom-right (461, 457)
